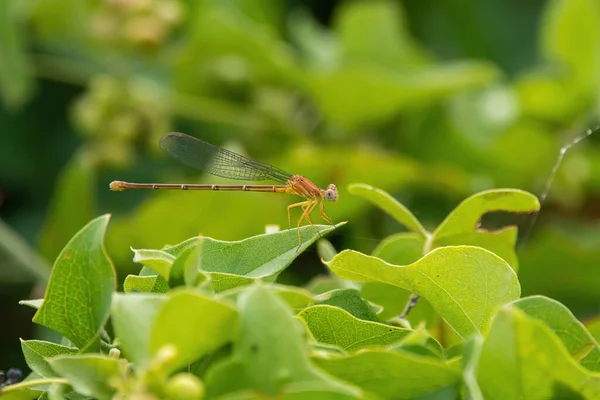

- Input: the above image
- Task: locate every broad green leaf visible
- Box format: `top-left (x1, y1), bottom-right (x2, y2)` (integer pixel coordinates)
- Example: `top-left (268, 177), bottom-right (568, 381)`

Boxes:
top-left (162, 224), bottom-right (343, 278)
top-left (131, 249), bottom-right (174, 280)
top-left (477, 307), bottom-right (600, 399)
top-left (299, 305), bottom-right (410, 351)
top-left (348, 184), bottom-right (427, 237)
top-left (540, 0), bottom-right (600, 88)
top-left (372, 232), bottom-right (425, 266)
top-left (314, 350), bottom-right (460, 399)
top-left (33, 215), bottom-right (116, 350)
top-left (327, 246), bottom-right (520, 338)
top-left (334, 1), bottom-right (426, 68)
top-left (38, 153), bottom-right (96, 262)
top-left (433, 228), bottom-right (519, 270)
top-left (47, 355), bottom-right (120, 400)
top-left (150, 289), bottom-right (239, 372)
top-left (315, 288), bottom-right (380, 322)
top-left (432, 189), bottom-right (540, 240)
top-left (123, 275), bottom-right (169, 293)
top-left (111, 293), bottom-right (166, 368)
top-left (20, 339), bottom-right (78, 377)
top-left (0, 0), bottom-right (33, 109)
top-left (233, 284), bottom-right (361, 398)
top-left (513, 295), bottom-right (600, 372)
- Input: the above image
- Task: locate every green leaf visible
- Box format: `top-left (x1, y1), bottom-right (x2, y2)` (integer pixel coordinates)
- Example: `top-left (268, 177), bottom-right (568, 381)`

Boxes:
top-left (150, 289), bottom-right (239, 372)
top-left (299, 305), bottom-right (410, 351)
top-left (232, 284), bottom-right (361, 397)
top-left (0, 0), bottom-right (33, 109)
top-left (123, 275), bottom-right (169, 293)
top-left (315, 288), bottom-right (380, 322)
top-left (47, 355), bottom-right (120, 400)
top-left (540, 0), bottom-right (600, 88)
top-left (432, 189), bottom-right (540, 240)
top-left (348, 184), bottom-right (427, 237)
top-left (162, 223), bottom-right (343, 278)
top-left (513, 295), bottom-right (600, 371)
top-left (476, 307), bottom-right (600, 399)
top-left (209, 272), bottom-right (254, 293)
top-left (433, 228), bottom-right (519, 270)
top-left (38, 153), bottom-right (96, 262)
top-left (314, 350), bottom-right (460, 399)
top-left (33, 215), bottom-right (115, 350)
top-left (168, 238), bottom-right (202, 288)
top-left (111, 293), bottom-right (166, 369)
top-left (131, 249), bottom-right (174, 280)
top-left (327, 246), bottom-right (520, 338)
top-left (20, 339), bottom-right (78, 377)
top-left (372, 232), bottom-right (425, 265)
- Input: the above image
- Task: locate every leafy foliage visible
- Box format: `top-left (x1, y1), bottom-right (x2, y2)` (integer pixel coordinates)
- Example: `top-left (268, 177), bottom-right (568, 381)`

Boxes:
top-left (6, 186), bottom-right (600, 399)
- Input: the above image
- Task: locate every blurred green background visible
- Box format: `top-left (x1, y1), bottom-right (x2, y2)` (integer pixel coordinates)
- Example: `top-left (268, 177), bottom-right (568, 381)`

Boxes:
top-left (2, 0), bottom-right (600, 370)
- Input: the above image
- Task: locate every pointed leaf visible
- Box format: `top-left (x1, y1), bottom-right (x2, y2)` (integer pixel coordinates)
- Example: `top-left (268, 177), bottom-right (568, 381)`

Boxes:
top-left (348, 184), bottom-right (427, 237)
top-left (163, 223), bottom-right (344, 278)
top-left (131, 249), bottom-right (174, 280)
top-left (33, 215), bottom-right (116, 350)
top-left (327, 246), bottom-right (520, 338)
top-left (299, 305), bottom-right (410, 351)
top-left (432, 189), bottom-right (540, 240)
top-left (513, 295), bottom-right (600, 371)
top-left (20, 339), bottom-right (78, 378)
top-left (0, 390), bottom-right (43, 400)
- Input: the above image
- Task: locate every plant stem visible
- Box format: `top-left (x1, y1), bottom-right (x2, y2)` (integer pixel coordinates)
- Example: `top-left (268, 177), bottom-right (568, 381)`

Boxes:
top-left (1, 378), bottom-right (69, 393)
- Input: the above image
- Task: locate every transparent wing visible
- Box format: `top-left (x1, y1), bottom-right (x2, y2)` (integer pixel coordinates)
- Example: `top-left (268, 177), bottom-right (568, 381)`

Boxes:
top-left (159, 132), bottom-right (293, 183)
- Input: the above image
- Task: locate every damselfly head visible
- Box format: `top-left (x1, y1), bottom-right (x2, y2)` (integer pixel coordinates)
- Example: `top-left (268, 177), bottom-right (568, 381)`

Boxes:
top-left (324, 184), bottom-right (338, 201)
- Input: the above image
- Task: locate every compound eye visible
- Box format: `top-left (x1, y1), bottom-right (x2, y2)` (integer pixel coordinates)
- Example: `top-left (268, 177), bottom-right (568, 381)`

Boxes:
top-left (325, 189), bottom-right (337, 201)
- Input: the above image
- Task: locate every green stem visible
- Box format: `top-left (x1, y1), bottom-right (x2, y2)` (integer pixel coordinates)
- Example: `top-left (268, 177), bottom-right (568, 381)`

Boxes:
top-left (2, 378), bottom-right (69, 393)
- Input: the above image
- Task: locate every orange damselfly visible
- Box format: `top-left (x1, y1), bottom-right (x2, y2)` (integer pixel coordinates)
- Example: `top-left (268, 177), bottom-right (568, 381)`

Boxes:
top-left (110, 132), bottom-right (338, 244)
